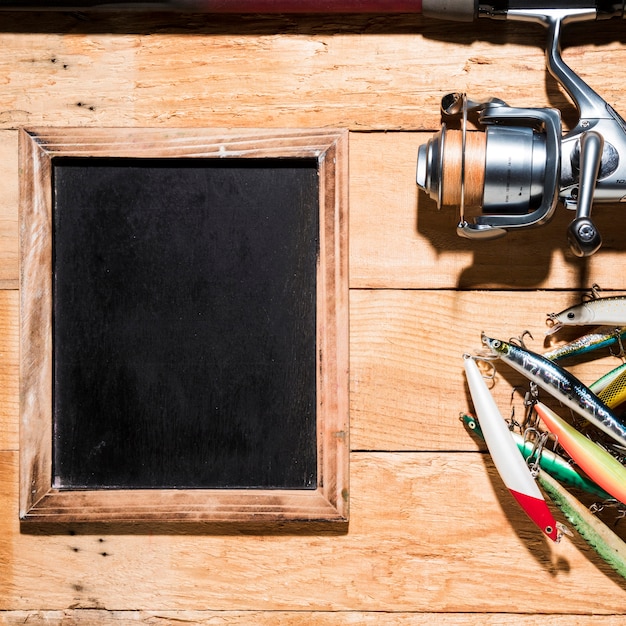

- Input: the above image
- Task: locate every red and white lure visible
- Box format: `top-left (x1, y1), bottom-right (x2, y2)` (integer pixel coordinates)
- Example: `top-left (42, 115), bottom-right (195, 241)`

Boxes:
top-left (463, 355), bottom-right (561, 542)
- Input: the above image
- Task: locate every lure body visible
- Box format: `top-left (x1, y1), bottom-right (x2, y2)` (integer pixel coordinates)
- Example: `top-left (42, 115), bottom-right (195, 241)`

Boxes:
top-left (534, 402), bottom-right (626, 506)
top-left (543, 326), bottom-right (626, 361)
top-left (547, 296), bottom-right (626, 333)
top-left (482, 334), bottom-right (626, 448)
top-left (538, 470), bottom-right (626, 581)
top-left (597, 369), bottom-right (626, 410)
top-left (464, 357), bottom-right (560, 542)
top-left (460, 413), bottom-right (612, 500)
top-left (590, 362), bottom-right (626, 395)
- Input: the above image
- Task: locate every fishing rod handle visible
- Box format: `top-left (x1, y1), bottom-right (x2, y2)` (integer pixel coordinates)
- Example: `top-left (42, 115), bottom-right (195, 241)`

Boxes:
top-left (0, 0), bottom-right (423, 12)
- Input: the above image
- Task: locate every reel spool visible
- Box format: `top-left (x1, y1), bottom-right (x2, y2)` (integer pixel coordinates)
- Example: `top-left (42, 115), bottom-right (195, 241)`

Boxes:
top-left (425, 126), bottom-right (547, 214)
top-left (417, 93), bottom-right (561, 241)
top-left (417, 95), bottom-right (549, 229)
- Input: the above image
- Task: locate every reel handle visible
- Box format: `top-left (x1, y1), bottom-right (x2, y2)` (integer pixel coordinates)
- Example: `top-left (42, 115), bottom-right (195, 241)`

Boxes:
top-left (567, 130), bottom-right (604, 257)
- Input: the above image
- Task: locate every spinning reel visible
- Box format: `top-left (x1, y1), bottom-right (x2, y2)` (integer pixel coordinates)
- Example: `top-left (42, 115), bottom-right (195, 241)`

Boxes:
top-left (416, 2), bottom-right (626, 256)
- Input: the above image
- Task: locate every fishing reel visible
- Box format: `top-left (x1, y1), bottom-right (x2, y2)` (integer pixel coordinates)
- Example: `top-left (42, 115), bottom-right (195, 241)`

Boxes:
top-left (416, 3), bottom-right (626, 256)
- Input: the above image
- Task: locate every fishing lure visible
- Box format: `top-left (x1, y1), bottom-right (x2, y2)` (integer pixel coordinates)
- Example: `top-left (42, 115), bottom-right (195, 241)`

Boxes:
top-left (547, 295), bottom-right (626, 334)
top-left (534, 402), bottom-right (626, 506)
top-left (543, 326), bottom-right (626, 361)
top-left (460, 413), bottom-right (612, 500)
top-left (537, 470), bottom-right (626, 581)
top-left (597, 369), bottom-right (626, 411)
top-left (482, 334), bottom-right (626, 449)
top-left (463, 356), bottom-right (560, 542)
top-left (590, 362), bottom-right (626, 396)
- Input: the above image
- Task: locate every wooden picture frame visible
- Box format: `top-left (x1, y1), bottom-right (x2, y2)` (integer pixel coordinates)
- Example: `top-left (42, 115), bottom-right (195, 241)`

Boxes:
top-left (19, 127), bottom-right (349, 524)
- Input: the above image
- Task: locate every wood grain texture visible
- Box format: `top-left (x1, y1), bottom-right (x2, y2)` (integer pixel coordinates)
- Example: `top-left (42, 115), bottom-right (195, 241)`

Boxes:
top-left (349, 132), bottom-right (626, 289)
top-left (7, 286), bottom-right (619, 456)
top-left (0, 132), bottom-right (18, 288)
top-left (18, 128), bottom-right (53, 516)
top-left (3, 612), bottom-right (626, 625)
top-left (350, 288), bottom-right (624, 452)
top-left (3, 286), bottom-right (623, 454)
top-left (6, 129), bottom-right (626, 291)
top-left (3, 450), bottom-right (626, 613)
top-left (0, 290), bottom-right (18, 452)
top-left (0, 14), bottom-right (622, 131)
top-left (2, 8), bottom-right (626, 622)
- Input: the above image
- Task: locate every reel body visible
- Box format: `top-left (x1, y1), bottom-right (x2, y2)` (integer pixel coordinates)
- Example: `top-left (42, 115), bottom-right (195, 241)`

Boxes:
top-left (416, 6), bottom-right (626, 256)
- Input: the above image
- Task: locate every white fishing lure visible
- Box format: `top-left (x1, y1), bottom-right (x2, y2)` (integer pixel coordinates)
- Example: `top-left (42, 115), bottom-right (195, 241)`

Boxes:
top-left (464, 355), bottom-right (560, 542)
top-left (547, 296), bottom-right (626, 334)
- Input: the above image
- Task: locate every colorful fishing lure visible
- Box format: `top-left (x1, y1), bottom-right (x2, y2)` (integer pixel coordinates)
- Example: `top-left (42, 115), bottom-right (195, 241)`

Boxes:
top-left (482, 334), bottom-right (626, 448)
top-left (590, 362), bottom-right (626, 396)
top-left (547, 295), bottom-right (626, 334)
top-left (543, 326), bottom-right (626, 361)
top-left (463, 356), bottom-right (560, 542)
top-left (537, 470), bottom-right (626, 581)
top-left (534, 402), bottom-right (626, 506)
top-left (597, 369), bottom-right (626, 411)
top-left (460, 413), bottom-right (612, 500)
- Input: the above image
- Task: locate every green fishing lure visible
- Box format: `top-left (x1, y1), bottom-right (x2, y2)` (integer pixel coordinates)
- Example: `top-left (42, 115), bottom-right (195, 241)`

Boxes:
top-left (590, 362), bottom-right (626, 395)
top-left (460, 413), bottom-right (611, 500)
top-left (538, 471), bottom-right (626, 581)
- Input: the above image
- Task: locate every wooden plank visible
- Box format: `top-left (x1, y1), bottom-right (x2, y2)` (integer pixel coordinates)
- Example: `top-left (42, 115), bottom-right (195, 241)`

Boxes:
top-left (7, 129), bottom-right (626, 290)
top-left (0, 132), bottom-right (18, 288)
top-left (349, 132), bottom-right (626, 289)
top-left (0, 15), bottom-right (621, 131)
top-left (0, 290), bottom-right (18, 452)
top-left (2, 611), bottom-right (626, 625)
top-left (2, 450), bottom-right (626, 612)
top-left (351, 288), bottom-right (625, 451)
top-left (5, 287), bottom-right (623, 454)
top-left (0, 9), bottom-right (625, 623)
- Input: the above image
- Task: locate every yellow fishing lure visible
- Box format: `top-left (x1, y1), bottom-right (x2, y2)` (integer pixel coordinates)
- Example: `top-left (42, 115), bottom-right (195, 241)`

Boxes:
top-left (598, 369), bottom-right (626, 410)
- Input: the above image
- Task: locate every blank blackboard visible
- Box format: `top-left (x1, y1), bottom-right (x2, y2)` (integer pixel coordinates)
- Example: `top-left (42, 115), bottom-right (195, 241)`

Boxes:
top-left (53, 158), bottom-right (318, 490)
top-left (20, 128), bottom-right (349, 523)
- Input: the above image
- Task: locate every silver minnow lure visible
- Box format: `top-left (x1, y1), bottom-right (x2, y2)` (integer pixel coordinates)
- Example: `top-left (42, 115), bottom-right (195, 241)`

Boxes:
top-left (547, 296), bottom-right (626, 334)
top-left (482, 333), bottom-right (626, 448)
top-left (543, 326), bottom-right (626, 361)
